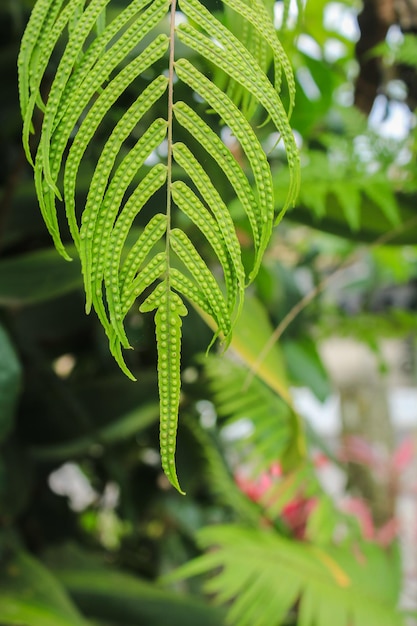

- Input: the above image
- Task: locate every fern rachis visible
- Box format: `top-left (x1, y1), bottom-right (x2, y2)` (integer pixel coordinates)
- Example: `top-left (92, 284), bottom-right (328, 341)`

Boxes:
top-left (18, 0), bottom-right (300, 492)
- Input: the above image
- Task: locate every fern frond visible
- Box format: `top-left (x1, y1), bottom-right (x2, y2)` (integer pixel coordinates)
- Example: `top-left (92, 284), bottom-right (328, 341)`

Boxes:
top-left (170, 178), bottom-right (240, 315)
top-left (204, 354), bottom-right (299, 476)
top-left (184, 417), bottom-right (263, 525)
top-left (19, 0), bottom-right (300, 491)
top-left (104, 164), bottom-right (168, 347)
top-left (64, 50), bottom-right (169, 246)
top-left (167, 525), bottom-right (405, 626)
top-left (175, 59), bottom-right (275, 280)
top-left (173, 101), bottom-right (261, 263)
top-left (18, 0), bottom-right (65, 120)
top-left (223, 0), bottom-right (296, 117)
top-left (170, 229), bottom-right (232, 342)
top-left (177, 0), bottom-right (299, 200)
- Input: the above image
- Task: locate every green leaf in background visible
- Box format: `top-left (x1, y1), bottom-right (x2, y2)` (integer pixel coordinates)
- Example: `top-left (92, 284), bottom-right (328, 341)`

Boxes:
top-left (226, 295), bottom-right (291, 402)
top-left (331, 178), bottom-right (362, 231)
top-left (363, 181), bottom-right (401, 227)
top-left (288, 192), bottom-right (417, 245)
top-left (43, 543), bottom-right (225, 626)
top-left (200, 294), bottom-right (290, 401)
top-left (225, 295), bottom-right (306, 466)
top-left (204, 354), bottom-right (302, 474)
top-left (0, 324), bottom-right (21, 442)
top-left (166, 524), bottom-right (405, 626)
top-left (200, 294), bottom-right (306, 468)
top-left (0, 550), bottom-right (90, 626)
top-left (30, 402), bottom-right (160, 462)
top-left (0, 247), bottom-right (81, 306)
top-left (273, 148), bottom-right (417, 245)
top-left (282, 336), bottom-right (332, 403)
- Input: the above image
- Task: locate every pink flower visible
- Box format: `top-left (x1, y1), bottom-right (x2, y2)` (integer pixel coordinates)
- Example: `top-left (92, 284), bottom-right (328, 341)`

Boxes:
top-left (340, 497), bottom-right (398, 546)
top-left (281, 497), bottom-right (317, 539)
top-left (235, 465), bottom-right (316, 539)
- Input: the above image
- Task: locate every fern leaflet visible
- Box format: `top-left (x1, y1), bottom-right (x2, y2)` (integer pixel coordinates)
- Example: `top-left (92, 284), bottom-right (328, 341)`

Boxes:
top-left (19, 0), bottom-right (300, 491)
top-left (166, 525), bottom-right (405, 626)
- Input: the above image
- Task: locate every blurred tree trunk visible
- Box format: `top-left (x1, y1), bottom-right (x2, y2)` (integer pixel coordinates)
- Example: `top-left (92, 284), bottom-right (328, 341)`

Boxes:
top-left (321, 338), bottom-right (396, 527)
top-left (355, 0), bottom-right (417, 113)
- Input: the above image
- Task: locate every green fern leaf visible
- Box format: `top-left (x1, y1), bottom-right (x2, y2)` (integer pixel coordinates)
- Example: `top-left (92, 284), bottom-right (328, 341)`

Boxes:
top-left (204, 354), bottom-right (298, 476)
top-left (140, 285), bottom-right (187, 493)
top-left (219, 0), bottom-right (274, 119)
top-left (104, 164), bottom-right (168, 348)
top-left (170, 229), bottom-right (232, 342)
top-left (166, 525), bottom-right (405, 626)
top-left (183, 416), bottom-right (263, 525)
top-left (173, 101), bottom-right (262, 271)
top-left (19, 0), bottom-right (300, 491)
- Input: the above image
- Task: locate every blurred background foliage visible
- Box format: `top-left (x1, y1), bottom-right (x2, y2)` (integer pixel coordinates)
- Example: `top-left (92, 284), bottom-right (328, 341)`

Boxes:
top-left (0, 0), bottom-right (417, 624)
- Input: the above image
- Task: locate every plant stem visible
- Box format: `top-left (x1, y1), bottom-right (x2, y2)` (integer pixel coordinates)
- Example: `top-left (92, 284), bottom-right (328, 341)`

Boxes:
top-left (165, 0), bottom-right (177, 275)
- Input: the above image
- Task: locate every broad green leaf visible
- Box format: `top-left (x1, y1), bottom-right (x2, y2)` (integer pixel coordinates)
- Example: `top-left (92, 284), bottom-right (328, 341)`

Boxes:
top-left (30, 402), bottom-right (160, 462)
top-left (44, 544), bottom-right (225, 626)
top-left (288, 192), bottom-right (417, 244)
top-left (0, 550), bottom-right (90, 626)
top-left (332, 179), bottom-right (362, 231)
top-left (230, 295), bottom-right (291, 401)
top-left (0, 324), bottom-right (22, 442)
top-left (0, 247), bottom-right (81, 306)
top-left (201, 294), bottom-right (290, 402)
top-left (282, 336), bottom-right (332, 402)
